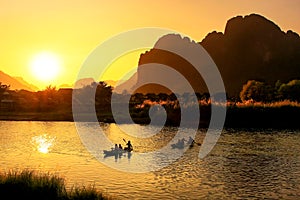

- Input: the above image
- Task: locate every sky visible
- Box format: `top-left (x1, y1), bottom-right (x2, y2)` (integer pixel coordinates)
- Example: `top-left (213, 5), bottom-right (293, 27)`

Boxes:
top-left (0, 0), bottom-right (300, 90)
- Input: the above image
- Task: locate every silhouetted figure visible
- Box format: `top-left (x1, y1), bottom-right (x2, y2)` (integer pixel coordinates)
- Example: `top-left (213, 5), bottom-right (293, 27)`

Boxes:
top-left (125, 140), bottom-right (133, 151)
top-left (187, 136), bottom-right (195, 146)
top-left (114, 144), bottom-right (119, 151)
top-left (119, 144), bottom-right (123, 150)
top-left (180, 138), bottom-right (186, 146)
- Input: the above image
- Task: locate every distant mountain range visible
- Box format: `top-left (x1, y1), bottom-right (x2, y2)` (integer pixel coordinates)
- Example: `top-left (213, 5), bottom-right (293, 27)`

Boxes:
top-left (115, 13), bottom-right (300, 97)
top-left (0, 70), bottom-right (118, 92)
top-left (0, 71), bottom-right (39, 91)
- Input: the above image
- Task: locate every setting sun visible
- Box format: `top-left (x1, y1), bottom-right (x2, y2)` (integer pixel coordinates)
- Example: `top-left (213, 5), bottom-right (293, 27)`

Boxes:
top-left (30, 52), bottom-right (61, 82)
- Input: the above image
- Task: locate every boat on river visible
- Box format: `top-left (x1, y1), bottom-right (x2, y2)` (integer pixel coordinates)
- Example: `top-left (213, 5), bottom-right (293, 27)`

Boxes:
top-left (171, 139), bottom-right (199, 149)
top-left (103, 148), bottom-right (133, 158)
top-left (171, 142), bottom-right (185, 149)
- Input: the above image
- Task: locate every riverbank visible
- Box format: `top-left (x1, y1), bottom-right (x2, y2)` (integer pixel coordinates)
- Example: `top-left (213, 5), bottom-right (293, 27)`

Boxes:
top-left (1, 105), bottom-right (300, 129)
top-left (224, 105), bottom-right (300, 129)
top-left (0, 111), bottom-right (74, 121)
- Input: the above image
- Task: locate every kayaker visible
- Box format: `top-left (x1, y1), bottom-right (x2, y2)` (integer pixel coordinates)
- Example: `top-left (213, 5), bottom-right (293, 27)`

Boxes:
top-left (187, 136), bottom-right (195, 145)
top-left (114, 144), bottom-right (119, 150)
top-left (125, 140), bottom-right (133, 151)
top-left (182, 138), bottom-right (186, 144)
top-left (118, 144), bottom-right (123, 150)
top-left (177, 138), bottom-right (185, 147)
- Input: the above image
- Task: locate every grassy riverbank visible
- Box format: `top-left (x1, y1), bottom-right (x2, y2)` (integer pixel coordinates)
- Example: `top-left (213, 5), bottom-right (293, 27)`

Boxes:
top-left (1, 102), bottom-right (300, 129)
top-left (0, 169), bottom-right (112, 200)
top-left (0, 111), bottom-right (74, 121)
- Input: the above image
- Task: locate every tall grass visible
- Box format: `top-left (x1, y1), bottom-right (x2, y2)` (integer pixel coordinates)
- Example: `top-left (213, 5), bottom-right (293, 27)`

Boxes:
top-left (0, 169), bottom-right (112, 200)
top-left (232, 99), bottom-right (300, 108)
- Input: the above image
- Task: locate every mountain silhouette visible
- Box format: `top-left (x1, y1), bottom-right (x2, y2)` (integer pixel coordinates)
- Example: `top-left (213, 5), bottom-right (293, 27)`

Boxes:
top-left (201, 13), bottom-right (300, 97)
top-left (0, 71), bottom-right (39, 91)
top-left (114, 34), bottom-right (210, 95)
top-left (116, 13), bottom-right (300, 97)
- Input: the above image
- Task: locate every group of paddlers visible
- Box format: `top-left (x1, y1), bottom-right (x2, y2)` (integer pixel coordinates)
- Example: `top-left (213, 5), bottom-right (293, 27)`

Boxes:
top-left (113, 140), bottom-right (133, 151)
top-left (177, 136), bottom-right (195, 146)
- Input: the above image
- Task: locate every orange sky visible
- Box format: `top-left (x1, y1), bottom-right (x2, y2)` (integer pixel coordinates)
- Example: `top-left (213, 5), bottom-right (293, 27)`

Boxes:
top-left (0, 0), bottom-right (300, 90)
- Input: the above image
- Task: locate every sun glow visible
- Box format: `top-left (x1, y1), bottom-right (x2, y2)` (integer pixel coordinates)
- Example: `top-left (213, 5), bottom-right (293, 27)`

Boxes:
top-left (30, 52), bottom-right (61, 82)
top-left (31, 134), bottom-right (55, 154)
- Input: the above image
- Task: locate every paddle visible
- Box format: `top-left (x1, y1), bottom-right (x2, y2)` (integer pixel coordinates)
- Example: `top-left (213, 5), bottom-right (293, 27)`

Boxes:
top-left (123, 138), bottom-right (133, 151)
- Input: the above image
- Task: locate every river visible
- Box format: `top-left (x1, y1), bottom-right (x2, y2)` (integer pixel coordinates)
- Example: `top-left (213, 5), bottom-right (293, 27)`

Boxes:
top-left (0, 121), bottom-right (299, 199)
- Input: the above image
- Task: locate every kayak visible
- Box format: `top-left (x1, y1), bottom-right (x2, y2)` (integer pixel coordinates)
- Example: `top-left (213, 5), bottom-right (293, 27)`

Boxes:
top-left (171, 143), bottom-right (185, 149)
top-left (103, 148), bottom-right (133, 158)
top-left (171, 142), bottom-right (196, 149)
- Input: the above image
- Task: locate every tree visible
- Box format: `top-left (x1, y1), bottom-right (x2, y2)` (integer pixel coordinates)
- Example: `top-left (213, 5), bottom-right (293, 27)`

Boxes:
top-left (0, 82), bottom-right (10, 93)
top-left (95, 81), bottom-right (113, 112)
top-left (278, 80), bottom-right (300, 102)
top-left (130, 93), bottom-right (145, 105)
top-left (37, 85), bottom-right (58, 111)
top-left (145, 93), bottom-right (157, 102)
top-left (95, 81), bottom-right (113, 105)
top-left (240, 80), bottom-right (274, 102)
top-left (0, 82), bottom-right (10, 100)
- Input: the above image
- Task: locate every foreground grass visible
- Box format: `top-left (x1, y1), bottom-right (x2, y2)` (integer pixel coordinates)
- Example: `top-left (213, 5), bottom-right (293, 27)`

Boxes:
top-left (0, 169), bottom-right (113, 200)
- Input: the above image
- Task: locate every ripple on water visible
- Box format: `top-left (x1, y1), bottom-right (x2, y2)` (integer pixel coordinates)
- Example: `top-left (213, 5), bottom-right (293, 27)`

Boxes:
top-left (1, 122), bottom-right (300, 199)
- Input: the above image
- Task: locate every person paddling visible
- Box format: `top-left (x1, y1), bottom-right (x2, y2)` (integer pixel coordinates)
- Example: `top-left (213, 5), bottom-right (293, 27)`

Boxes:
top-left (125, 140), bottom-right (133, 151)
top-left (187, 136), bottom-right (195, 146)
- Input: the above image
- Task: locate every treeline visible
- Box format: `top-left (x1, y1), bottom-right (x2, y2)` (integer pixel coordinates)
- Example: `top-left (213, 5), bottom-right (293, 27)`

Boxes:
top-left (1, 79), bottom-right (300, 128)
top-left (239, 79), bottom-right (300, 103)
top-left (0, 84), bottom-right (72, 113)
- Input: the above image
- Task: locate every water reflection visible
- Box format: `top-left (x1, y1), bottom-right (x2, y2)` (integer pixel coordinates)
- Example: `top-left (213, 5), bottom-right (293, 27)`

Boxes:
top-left (31, 134), bottom-right (55, 154)
top-left (1, 122), bottom-right (300, 199)
top-left (214, 130), bottom-right (300, 199)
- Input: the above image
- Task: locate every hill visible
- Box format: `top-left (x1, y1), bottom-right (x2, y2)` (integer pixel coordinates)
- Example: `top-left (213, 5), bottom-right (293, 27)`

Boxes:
top-left (0, 71), bottom-right (39, 91)
top-left (118, 13), bottom-right (300, 98)
top-left (201, 13), bottom-right (300, 97)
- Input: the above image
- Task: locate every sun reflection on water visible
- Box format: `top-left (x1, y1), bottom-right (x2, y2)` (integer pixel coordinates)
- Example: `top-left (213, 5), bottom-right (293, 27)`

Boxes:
top-left (31, 134), bottom-right (55, 154)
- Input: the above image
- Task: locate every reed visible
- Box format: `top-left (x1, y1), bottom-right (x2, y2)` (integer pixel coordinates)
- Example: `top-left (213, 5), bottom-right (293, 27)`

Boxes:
top-left (0, 169), bottom-right (112, 200)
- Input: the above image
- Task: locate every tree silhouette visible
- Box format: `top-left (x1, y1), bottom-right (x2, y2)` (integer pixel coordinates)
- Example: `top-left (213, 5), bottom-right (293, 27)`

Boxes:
top-left (278, 80), bottom-right (300, 102)
top-left (37, 85), bottom-right (58, 111)
top-left (95, 81), bottom-right (112, 104)
top-left (0, 82), bottom-right (10, 93)
top-left (95, 81), bottom-right (113, 112)
top-left (240, 80), bottom-right (274, 102)
top-left (0, 82), bottom-right (10, 100)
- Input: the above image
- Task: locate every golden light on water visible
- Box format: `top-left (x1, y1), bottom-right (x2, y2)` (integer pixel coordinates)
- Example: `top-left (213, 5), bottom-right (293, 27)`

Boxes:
top-left (31, 134), bottom-right (55, 154)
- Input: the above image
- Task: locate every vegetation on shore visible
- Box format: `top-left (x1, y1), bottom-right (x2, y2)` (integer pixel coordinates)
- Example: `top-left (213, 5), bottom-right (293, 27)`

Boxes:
top-left (1, 79), bottom-right (300, 128)
top-left (0, 169), bottom-right (112, 200)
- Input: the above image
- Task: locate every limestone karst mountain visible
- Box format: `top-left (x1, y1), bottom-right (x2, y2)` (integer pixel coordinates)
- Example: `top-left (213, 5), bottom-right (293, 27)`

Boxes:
top-left (115, 14), bottom-right (300, 98)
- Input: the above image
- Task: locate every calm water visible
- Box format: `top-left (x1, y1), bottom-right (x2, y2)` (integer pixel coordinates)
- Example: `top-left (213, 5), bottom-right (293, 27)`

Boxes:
top-left (0, 121), bottom-right (300, 199)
